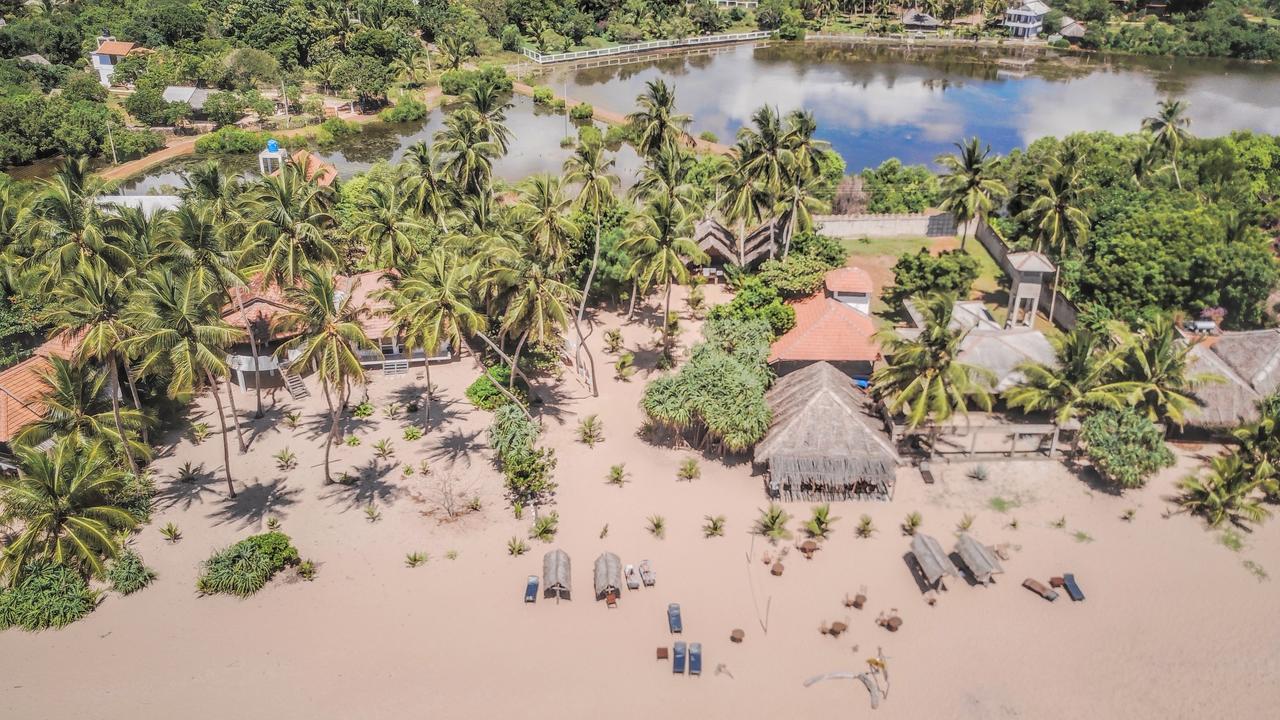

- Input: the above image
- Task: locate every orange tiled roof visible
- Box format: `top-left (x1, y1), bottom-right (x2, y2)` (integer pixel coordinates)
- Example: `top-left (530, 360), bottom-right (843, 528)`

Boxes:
top-left (768, 294), bottom-right (880, 365)
top-left (824, 267), bottom-right (874, 295)
top-left (339, 270), bottom-right (396, 340)
top-left (0, 332), bottom-right (82, 443)
top-left (222, 278), bottom-right (298, 338)
top-left (271, 150), bottom-right (337, 187)
top-left (93, 40), bottom-right (138, 57)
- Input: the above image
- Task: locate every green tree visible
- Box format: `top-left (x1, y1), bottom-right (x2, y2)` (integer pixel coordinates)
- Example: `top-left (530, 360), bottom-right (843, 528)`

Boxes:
top-left (1178, 453), bottom-right (1273, 528)
top-left (1020, 160), bottom-right (1091, 321)
top-left (1004, 328), bottom-right (1125, 431)
top-left (936, 137), bottom-right (1007, 250)
top-left (12, 357), bottom-right (150, 462)
top-left (563, 137), bottom-right (619, 396)
top-left (1080, 408), bottom-right (1175, 489)
top-left (1102, 317), bottom-right (1218, 430)
top-left (622, 195), bottom-right (707, 359)
top-left (1141, 98), bottom-right (1192, 190)
top-left (354, 175), bottom-right (429, 270)
top-left (0, 437), bottom-right (137, 584)
top-left (626, 79), bottom-right (691, 158)
top-left (241, 159), bottom-right (338, 286)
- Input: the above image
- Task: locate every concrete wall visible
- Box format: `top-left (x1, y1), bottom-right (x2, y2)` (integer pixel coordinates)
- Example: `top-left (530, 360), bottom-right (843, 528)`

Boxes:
top-left (815, 212), bottom-right (957, 238)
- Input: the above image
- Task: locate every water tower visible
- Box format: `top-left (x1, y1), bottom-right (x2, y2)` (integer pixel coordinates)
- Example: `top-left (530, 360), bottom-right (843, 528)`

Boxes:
top-left (258, 138), bottom-right (286, 175)
top-left (1005, 251), bottom-right (1055, 328)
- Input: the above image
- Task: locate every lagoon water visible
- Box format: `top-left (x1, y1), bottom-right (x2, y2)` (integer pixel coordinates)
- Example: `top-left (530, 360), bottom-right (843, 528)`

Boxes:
top-left (119, 41), bottom-right (1280, 193)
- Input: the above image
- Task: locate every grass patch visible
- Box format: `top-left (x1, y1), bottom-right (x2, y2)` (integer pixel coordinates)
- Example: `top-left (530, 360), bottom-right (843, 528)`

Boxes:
top-left (1243, 560), bottom-right (1269, 582)
top-left (1219, 529), bottom-right (1245, 552)
top-left (841, 235), bottom-right (932, 258)
top-left (1072, 530), bottom-right (1094, 543)
top-left (988, 496), bottom-right (1020, 513)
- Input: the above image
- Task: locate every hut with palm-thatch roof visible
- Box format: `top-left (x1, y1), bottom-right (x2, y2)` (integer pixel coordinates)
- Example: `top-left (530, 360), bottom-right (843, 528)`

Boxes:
top-left (1186, 329), bottom-right (1280, 430)
top-left (754, 362), bottom-right (899, 501)
top-left (909, 534), bottom-right (958, 590)
top-left (953, 534), bottom-right (1003, 585)
top-left (693, 216), bottom-right (783, 273)
top-left (543, 549), bottom-right (571, 600)
top-left (593, 552), bottom-right (622, 603)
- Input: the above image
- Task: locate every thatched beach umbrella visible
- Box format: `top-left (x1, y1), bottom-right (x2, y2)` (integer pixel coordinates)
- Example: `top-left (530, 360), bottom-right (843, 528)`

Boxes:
top-left (954, 534), bottom-right (1003, 585)
top-left (543, 549), bottom-right (571, 600)
top-left (593, 552), bottom-right (621, 601)
top-left (910, 534), bottom-right (958, 590)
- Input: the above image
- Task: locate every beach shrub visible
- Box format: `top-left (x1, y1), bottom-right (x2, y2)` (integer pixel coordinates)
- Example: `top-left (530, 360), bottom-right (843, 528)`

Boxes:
top-left (507, 536), bottom-right (529, 556)
top-left (504, 447), bottom-right (558, 507)
top-left (439, 65), bottom-right (511, 96)
top-left (466, 365), bottom-right (527, 410)
top-left (352, 401), bottom-right (374, 418)
top-left (196, 532), bottom-right (300, 597)
top-left (531, 86), bottom-right (554, 105)
top-left (113, 471), bottom-right (156, 524)
top-left (577, 415), bottom-right (603, 447)
top-left (804, 504), bottom-right (839, 540)
top-left (0, 562), bottom-right (98, 631)
top-left (756, 253), bottom-right (836, 299)
top-left (569, 102), bottom-right (593, 121)
top-left (488, 403), bottom-right (539, 462)
top-left (106, 550), bottom-right (156, 595)
top-left (405, 552), bottom-right (428, 567)
top-left (403, 426), bottom-right (424, 441)
top-left (194, 127), bottom-right (267, 154)
top-left (901, 512), bottom-right (923, 536)
top-left (855, 515), bottom-right (876, 538)
top-left (707, 277), bottom-right (795, 337)
top-left (1081, 408), bottom-right (1175, 489)
top-left (703, 515), bottom-right (726, 538)
top-left (754, 504), bottom-right (792, 543)
top-left (647, 515), bottom-right (666, 539)
top-left (160, 522), bottom-right (182, 543)
top-left (529, 512), bottom-right (559, 542)
top-left (789, 232), bottom-right (848, 270)
top-left (378, 98), bottom-right (429, 123)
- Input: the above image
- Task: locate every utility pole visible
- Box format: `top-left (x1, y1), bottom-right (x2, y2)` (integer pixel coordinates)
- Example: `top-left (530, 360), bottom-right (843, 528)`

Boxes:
top-left (105, 115), bottom-right (118, 164)
top-left (281, 78), bottom-right (291, 128)
top-left (563, 74), bottom-right (569, 138)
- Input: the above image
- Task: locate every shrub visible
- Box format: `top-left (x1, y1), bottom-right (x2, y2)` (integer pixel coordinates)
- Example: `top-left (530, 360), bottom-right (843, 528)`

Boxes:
top-left (297, 560), bottom-right (317, 581)
top-left (440, 65), bottom-right (512, 96)
top-left (569, 102), bottom-right (594, 121)
top-left (488, 403), bottom-right (539, 461)
top-left (160, 522), bottom-right (182, 543)
top-left (757, 253), bottom-right (836, 298)
top-left (529, 512), bottom-right (559, 542)
top-left (606, 464), bottom-right (629, 487)
top-left (194, 127), bottom-right (268, 155)
top-left (405, 552), bottom-right (428, 568)
top-left (274, 448), bottom-right (297, 471)
top-left (501, 24), bottom-right (523, 51)
top-left (647, 515), bottom-right (666, 539)
top-left (677, 458), bottom-right (700, 481)
top-left (352, 401), bottom-right (375, 418)
top-left (577, 414), bottom-right (603, 447)
top-left (508, 536), bottom-right (530, 556)
top-left (699, 130), bottom-right (719, 143)
top-left (404, 426), bottom-right (424, 441)
top-left (0, 562), bottom-right (98, 631)
top-left (804, 504), bottom-right (839, 540)
top-left (901, 511), bottom-right (923, 536)
top-left (320, 117), bottom-right (360, 139)
top-left (504, 446), bottom-right (558, 506)
top-left (888, 249), bottom-right (979, 309)
top-left (703, 514), bottom-right (726, 537)
top-left (531, 86), bottom-right (555, 105)
top-left (106, 550), bottom-right (155, 595)
top-left (465, 365), bottom-right (526, 410)
top-left (196, 532), bottom-right (300, 597)
top-left (603, 329), bottom-right (624, 354)
top-left (378, 98), bottom-right (429, 123)
top-left (1081, 409), bottom-right (1175, 489)
top-left (191, 422), bottom-right (211, 443)
top-left (754, 504), bottom-right (792, 542)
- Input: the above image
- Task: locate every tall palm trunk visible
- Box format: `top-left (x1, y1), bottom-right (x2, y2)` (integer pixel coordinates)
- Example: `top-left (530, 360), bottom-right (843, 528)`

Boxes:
top-left (322, 379), bottom-right (341, 484)
top-left (224, 377), bottom-right (247, 453)
top-left (205, 369), bottom-right (236, 497)
top-left (108, 353), bottom-right (138, 471)
top-left (122, 360), bottom-right (148, 446)
top-left (232, 286), bottom-right (265, 419)
top-left (626, 278), bottom-right (639, 321)
top-left (959, 215), bottom-right (970, 251)
top-left (422, 358), bottom-right (433, 429)
top-left (1172, 158), bottom-right (1182, 191)
top-left (1046, 266), bottom-right (1061, 328)
top-left (663, 280), bottom-right (674, 358)
top-left (472, 334), bottom-right (535, 422)
top-left (508, 330), bottom-right (529, 391)
top-left (575, 217), bottom-right (603, 396)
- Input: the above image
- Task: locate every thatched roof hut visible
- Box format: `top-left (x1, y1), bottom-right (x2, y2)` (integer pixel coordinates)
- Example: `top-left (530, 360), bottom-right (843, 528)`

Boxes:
top-left (1187, 330), bottom-right (1280, 429)
top-left (543, 549), bottom-right (571, 600)
top-left (693, 217), bottom-right (782, 268)
top-left (954, 534), bottom-right (1003, 585)
top-left (910, 534), bottom-right (958, 589)
top-left (593, 552), bottom-right (621, 601)
top-left (755, 362), bottom-right (899, 501)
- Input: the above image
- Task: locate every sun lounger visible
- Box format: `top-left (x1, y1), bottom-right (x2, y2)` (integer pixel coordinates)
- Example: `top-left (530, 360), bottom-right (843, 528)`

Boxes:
top-left (1023, 578), bottom-right (1059, 602)
top-left (668, 603), bottom-right (683, 634)
top-left (1063, 573), bottom-right (1085, 602)
top-left (639, 560), bottom-right (655, 586)
top-left (625, 564), bottom-right (641, 590)
top-left (524, 575), bottom-right (539, 603)
top-left (689, 643), bottom-right (702, 676)
top-left (673, 641), bottom-right (687, 674)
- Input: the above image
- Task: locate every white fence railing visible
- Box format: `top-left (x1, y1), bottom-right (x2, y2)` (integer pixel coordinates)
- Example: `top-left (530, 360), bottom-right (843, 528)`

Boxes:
top-left (713, 0), bottom-right (759, 6)
top-left (520, 31), bottom-right (771, 64)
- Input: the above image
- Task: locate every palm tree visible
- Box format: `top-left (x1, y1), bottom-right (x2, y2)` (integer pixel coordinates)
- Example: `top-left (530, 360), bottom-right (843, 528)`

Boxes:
top-left (936, 137), bottom-right (1007, 251)
top-left (515, 174), bottom-right (580, 263)
top-left (1003, 329), bottom-right (1126, 452)
top-left (1177, 453), bottom-right (1272, 528)
top-left (1020, 161), bottom-right (1090, 323)
top-left (434, 110), bottom-right (501, 198)
top-left (622, 195), bottom-right (707, 358)
top-left (736, 105), bottom-right (791, 200)
top-left (438, 34), bottom-right (475, 70)
top-left (354, 177), bottom-right (429, 270)
top-left (403, 142), bottom-right (454, 231)
top-left (462, 78), bottom-right (514, 153)
top-left (782, 109), bottom-right (827, 180)
top-left (1233, 395), bottom-right (1280, 489)
top-left (13, 357), bottom-right (150, 460)
top-left (378, 250), bottom-right (474, 427)
top-left (627, 79), bottom-right (691, 158)
top-left (1141, 98), bottom-right (1192, 190)
top-left (717, 151), bottom-right (769, 264)
top-left (128, 271), bottom-right (245, 496)
top-left (43, 261), bottom-right (143, 470)
top-left (564, 138), bottom-right (619, 396)
top-left (25, 158), bottom-right (128, 290)
top-left (871, 293), bottom-right (995, 450)
top-left (240, 160), bottom-right (338, 287)
top-left (774, 161), bottom-right (829, 259)
top-left (0, 437), bottom-right (137, 583)
top-left (486, 243), bottom-right (581, 390)
top-left (1102, 317), bottom-right (1219, 430)
top-left (104, 204), bottom-right (170, 270)
top-left (631, 143), bottom-right (703, 212)
top-left (273, 267), bottom-right (378, 484)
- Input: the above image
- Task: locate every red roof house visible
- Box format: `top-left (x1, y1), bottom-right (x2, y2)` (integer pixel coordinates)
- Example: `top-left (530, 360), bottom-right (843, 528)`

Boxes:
top-left (768, 294), bottom-right (880, 379)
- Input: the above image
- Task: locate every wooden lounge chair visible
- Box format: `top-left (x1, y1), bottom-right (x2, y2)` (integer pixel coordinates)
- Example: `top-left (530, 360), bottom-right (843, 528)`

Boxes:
top-left (639, 560), bottom-right (656, 586)
top-left (1023, 578), bottom-right (1059, 602)
top-left (1063, 573), bottom-right (1085, 602)
top-left (673, 641), bottom-right (687, 674)
top-left (524, 575), bottom-right (539, 603)
top-left (689, 643), bottom-right (703, 676)
top-left (625, 564), bottom-right (641, 590)
top-left (668, 603), bottom-right (683, 634)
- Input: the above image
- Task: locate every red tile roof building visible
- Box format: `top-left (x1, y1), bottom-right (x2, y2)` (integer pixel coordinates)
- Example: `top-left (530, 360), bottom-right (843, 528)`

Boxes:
top-left (768, 294), bottom-right (880, 379)
top-left (0, 333), bottom-right (82, 444)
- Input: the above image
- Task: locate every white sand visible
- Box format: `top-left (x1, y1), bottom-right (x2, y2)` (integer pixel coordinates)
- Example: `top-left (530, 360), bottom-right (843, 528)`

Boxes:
top-left (2, 288), bottom-right (1278, 719)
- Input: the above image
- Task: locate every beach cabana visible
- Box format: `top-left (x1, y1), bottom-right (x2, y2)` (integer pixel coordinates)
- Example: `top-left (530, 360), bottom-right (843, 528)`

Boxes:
top-left (593, 552), bottom-right (622, 603)
top-left (954, 534), bottom-right (1003, 585)
top-left (755, 362), bottom-right (898, 501)
top-left (909, 534), bottom-right (958, 590)
top-left (543, 549), bottom-right (571, 600)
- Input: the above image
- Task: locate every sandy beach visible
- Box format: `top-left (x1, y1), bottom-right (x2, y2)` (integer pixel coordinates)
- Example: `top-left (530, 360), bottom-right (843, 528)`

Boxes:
top-left (2, 288), bottom-right (1278, 720)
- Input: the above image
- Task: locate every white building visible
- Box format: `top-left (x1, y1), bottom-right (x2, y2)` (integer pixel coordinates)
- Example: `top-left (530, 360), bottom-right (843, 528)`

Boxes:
top-left (89, 36), bottom-right (139, 86)
top-left (824, 267), bottom-right (874, 317)
top-left (1005, 1), bottom-right (1051, 39)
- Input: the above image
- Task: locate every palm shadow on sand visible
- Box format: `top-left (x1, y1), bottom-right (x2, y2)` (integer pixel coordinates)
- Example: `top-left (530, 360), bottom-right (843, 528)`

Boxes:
top-left (207, 477), bottom-right (303, 530)
top-left (319, 458), bottom-right (401, 511)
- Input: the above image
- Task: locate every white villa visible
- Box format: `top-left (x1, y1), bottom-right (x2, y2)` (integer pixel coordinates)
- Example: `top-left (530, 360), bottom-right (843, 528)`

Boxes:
top-left (89, 36), bottom-right (142, 86)
top-left (1005, 1), bottom-right (1052, 39)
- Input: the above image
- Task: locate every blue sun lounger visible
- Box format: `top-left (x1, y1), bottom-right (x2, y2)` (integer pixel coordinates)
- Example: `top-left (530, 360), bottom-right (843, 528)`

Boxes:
top-left (672, 641), bottom-right (687, 674)
top-left (524, 575), bottom-right (539, 603)
top-left (1063, 573), bottom-right (1085, 602)
top-left (667, 603), bottom-right (683, 634)
top-left (689, 643), bottom-right (702, 676)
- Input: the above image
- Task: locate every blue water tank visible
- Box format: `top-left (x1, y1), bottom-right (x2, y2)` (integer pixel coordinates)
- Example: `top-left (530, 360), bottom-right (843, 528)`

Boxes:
top-left (266, 139), bottom-right (279, 153)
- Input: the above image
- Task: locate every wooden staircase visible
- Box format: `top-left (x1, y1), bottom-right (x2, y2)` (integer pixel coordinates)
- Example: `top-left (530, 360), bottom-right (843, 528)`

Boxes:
top-left (280, 365), bottom-right (310, 400)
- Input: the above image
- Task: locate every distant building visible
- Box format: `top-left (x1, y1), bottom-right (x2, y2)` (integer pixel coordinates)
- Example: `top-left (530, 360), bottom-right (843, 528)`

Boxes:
top-left (1057, 17), bottom-right (1088, 44)
top-left (1005, 1), bottom-right (1052, 39)
top-left (162, 86), bottom-right (211, 116)
top-left (89, 35), bottom-right (142, 86)
top-left (769, 293), bottom-right (881, 381)
top-left (901, 10), bottom-right (942, 32)
top-left (17, 53), bottom-right (51, 66)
